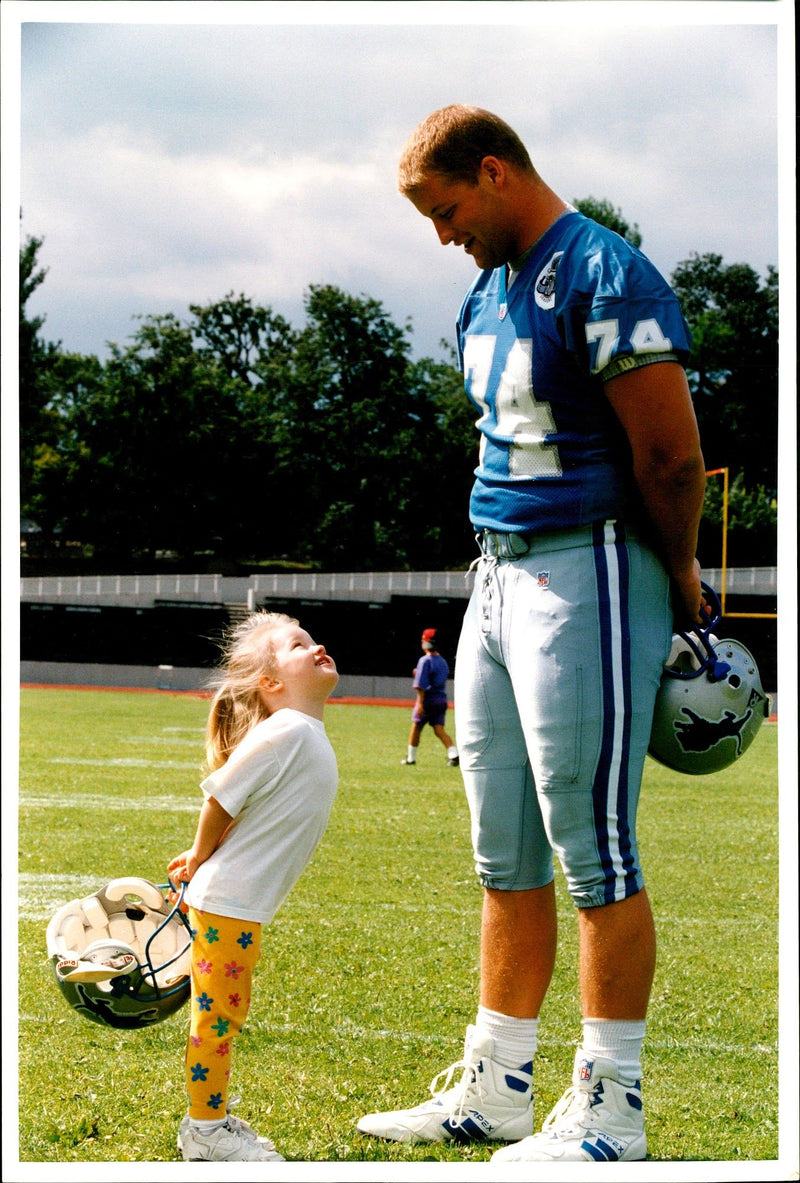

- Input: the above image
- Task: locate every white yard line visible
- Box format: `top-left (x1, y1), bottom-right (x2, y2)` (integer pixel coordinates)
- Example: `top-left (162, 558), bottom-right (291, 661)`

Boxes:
top-left (47, 757), bottom-right (200, 768)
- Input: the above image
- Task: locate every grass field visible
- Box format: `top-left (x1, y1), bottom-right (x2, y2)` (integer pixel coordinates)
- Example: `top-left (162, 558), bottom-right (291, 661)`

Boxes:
top-left (15, 686), bottom-right (783, 1170)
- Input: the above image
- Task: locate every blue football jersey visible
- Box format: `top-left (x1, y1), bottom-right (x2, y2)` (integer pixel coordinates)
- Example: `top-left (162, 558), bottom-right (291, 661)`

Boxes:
top-left (456, 211), bottom-right (692, 533)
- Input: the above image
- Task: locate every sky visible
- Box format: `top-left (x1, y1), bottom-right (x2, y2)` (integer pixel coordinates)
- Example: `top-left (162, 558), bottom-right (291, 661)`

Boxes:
top-left (4, 0), bottom-right (793, 367)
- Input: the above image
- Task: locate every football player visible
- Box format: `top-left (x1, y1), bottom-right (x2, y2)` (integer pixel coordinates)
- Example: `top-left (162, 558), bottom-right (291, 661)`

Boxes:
top-left (358, 105), bottom-right (707, 1163)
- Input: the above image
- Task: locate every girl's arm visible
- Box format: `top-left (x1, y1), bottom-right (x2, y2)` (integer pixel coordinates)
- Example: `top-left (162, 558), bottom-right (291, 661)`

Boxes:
top-left (167, 796), bottom-right (234, 886)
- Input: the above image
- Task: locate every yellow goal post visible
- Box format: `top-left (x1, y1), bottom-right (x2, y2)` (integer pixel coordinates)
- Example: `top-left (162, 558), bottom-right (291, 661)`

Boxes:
top-left (705, 467), bottom-right (777, 620)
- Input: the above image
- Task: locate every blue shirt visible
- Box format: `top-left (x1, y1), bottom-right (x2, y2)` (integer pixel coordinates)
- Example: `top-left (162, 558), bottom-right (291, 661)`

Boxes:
top-left (414, 652), bottom-right (449, 699)
top-left (456, 211), bottom-right (692, 534)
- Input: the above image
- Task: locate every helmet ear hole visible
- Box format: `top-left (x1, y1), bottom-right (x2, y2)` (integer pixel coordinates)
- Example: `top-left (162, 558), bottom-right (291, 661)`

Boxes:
top-left (727, 674), bottom-right (741, 689)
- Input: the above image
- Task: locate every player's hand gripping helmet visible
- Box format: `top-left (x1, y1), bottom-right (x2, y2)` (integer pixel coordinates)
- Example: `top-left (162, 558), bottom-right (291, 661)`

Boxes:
top-left (46, 877), bottom-right (193, 1029)
top-left (648, 583), bottom-right (770, 775)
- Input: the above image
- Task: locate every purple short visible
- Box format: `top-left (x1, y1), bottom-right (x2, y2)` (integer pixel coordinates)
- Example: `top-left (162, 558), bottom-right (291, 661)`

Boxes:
top-left (413, 695), bottom-right (448, 728)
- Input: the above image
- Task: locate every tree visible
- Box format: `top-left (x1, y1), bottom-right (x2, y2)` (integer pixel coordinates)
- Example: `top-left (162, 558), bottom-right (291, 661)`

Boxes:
top-left (700, 470), bottom-right (777, 567)
top-left (406, 348), bottom-right (476, 564)
top-left (19, 234), bottom-right (48, 351)
top-left (19, 234), bottom-right (63, 530)
top-left (573, 197), bottom-right (642, 246)
top-left (189, 292), bottom-right (296, 388)
top-left (188, 293), bottom-right (302, 561)
top-left (671, 253), bottom-right (777, 492)
top-left (20, 214), bottom-right (777, 574)
top-left (283, 285), bottom-right (430, 569)
top-left (48, 313), bottom-right (276, 562)
top-left (26, 285), bottom-right (473, 570)
top-left (669, 253), bottom-right (778, 565)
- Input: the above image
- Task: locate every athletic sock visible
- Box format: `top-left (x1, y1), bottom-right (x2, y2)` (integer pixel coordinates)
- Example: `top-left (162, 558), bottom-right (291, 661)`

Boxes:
top-left (187, 1116), bottom-right (226, 1132)
top-left (581, 1017), bottom-right (646, 1086)
top-left (447, 745), bottom-right (458, 760)
top-left (406, 745), bottom-right (417, 763)
top-left (476, 1005), bottom-right (538, 1071)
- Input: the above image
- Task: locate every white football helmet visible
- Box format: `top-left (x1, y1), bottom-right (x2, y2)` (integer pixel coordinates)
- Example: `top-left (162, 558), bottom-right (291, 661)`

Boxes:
top-left (648, 583), bottom-right (770, 775)
top-left (46, 877), bottom-right (193, 1029)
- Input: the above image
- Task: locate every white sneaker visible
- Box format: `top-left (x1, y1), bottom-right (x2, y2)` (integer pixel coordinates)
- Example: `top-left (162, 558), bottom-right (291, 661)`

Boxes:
top-left (491, 1050), bottom-right (646, 1162)
top-left (224, 1094), bottom-right (286, 1146)
top-left (357, 1025), bottom-right (533, 1144)
top-left (177, 1116), bottom-right (285, 1162)
top-left (178, 1105), bottom-right (267, 1150)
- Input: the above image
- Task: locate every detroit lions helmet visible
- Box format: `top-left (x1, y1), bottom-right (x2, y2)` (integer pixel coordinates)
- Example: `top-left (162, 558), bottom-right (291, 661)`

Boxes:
top-left (46, 877), bottom-right (193, 1029)
top-left (648, 583), bottom-right (770, 775)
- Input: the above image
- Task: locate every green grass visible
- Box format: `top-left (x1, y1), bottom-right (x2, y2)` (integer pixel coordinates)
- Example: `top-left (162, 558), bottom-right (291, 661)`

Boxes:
top-left (17, 688), bottom-right (780, 1165)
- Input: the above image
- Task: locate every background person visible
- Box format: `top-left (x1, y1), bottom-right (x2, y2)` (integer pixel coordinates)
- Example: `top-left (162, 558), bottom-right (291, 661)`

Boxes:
top-left (401, 628), bottom-right (459, 766)
top-left (167, 612), bottom-right (339, 1163)
top-left (358, 104), bottom-right (706, 1163)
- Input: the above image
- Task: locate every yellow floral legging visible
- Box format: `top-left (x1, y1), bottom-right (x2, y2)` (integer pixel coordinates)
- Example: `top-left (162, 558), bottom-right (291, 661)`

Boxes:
top-left (185, 907), bottom-right (262, 1121)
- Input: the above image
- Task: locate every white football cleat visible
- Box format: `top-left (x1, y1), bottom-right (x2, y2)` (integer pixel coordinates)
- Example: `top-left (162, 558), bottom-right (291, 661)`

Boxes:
top-left (491, 1050), bottom-right (646, 1162)
top-left (357, 1025), bottom-right (533, 1144)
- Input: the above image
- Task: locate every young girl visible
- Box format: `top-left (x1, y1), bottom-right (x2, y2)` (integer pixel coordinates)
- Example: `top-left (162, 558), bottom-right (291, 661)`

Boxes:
top-left (167, 612), bottom-right (339, 1162)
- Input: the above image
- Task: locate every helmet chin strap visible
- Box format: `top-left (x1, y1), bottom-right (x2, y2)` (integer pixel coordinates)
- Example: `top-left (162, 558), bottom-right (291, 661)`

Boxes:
top-left (694, 637), bottom-right (732, 684)
top-left (670, 582), bottom-right (731, 683)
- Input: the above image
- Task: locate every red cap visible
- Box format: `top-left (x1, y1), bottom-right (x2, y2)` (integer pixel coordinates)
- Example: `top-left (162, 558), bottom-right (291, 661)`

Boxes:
top-left (421, 629), bottom-right (437, 642)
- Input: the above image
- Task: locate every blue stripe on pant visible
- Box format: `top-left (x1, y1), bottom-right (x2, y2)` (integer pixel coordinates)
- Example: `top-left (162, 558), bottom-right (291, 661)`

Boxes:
top-left (592, 520), bottom-right (638, 904)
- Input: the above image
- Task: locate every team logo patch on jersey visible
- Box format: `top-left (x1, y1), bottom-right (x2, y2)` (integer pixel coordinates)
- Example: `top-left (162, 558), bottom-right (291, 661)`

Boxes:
top-left (535, 251), bottom-right (564, 309)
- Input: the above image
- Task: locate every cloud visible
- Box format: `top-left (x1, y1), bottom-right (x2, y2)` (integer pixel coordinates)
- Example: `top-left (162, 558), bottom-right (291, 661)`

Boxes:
top-left (14, 12), bottom-right (783, 361)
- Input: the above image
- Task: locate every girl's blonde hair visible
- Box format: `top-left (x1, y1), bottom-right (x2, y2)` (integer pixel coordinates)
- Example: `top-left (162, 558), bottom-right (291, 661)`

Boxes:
top-left (204, 612), bottom-right (298, 772)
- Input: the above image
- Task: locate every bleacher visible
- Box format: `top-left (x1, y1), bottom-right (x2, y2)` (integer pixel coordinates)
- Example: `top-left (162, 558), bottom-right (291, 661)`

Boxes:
top-left (20, 569), bottom-right (778, 697)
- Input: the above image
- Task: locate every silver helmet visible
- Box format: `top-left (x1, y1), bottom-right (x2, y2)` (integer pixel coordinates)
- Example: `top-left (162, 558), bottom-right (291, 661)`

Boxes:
top-left (648, 583), bottom-right (770, 775)
top-left (46, 877), bottom-right (192, 1029)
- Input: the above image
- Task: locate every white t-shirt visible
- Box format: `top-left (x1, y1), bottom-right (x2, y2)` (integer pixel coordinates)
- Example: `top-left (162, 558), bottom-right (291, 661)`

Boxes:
top-left (185, 709), bottom-right (338, 924)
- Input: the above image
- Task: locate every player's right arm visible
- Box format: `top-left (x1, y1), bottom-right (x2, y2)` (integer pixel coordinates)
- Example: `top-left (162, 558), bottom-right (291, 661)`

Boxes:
top-left (603, 360), bottom-right (706, 624)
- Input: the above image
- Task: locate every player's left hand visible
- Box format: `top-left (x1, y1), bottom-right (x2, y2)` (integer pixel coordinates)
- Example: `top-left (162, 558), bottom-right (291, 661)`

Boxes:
top-left (673, 559), bottom-right (706, 628)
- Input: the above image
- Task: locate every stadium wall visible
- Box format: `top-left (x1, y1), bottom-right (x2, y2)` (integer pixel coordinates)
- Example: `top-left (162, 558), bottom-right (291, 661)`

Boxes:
top-left (18, 566), bottom-right (777, 607)
top-left (18, 660), bottom-right (417, 701)
top-left (20, 569), bottom-right (777, 696)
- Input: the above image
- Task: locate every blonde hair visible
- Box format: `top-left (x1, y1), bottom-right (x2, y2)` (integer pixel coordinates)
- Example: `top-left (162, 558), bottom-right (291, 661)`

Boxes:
top-left (398, 104), bottom-right (535, 195)
top-left (204, 612), bottom-right (298, 772)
